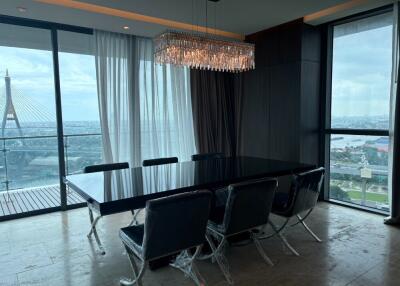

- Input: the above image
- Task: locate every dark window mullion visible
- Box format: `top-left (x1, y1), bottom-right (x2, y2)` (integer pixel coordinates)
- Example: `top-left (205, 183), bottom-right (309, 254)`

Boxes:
top-left (326, 129), bottom-right (389, 136)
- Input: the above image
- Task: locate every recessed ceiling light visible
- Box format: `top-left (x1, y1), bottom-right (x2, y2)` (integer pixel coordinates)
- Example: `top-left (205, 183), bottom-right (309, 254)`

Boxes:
top-left (123, 26), bottom-right (130, 30)
top-left (17, 7), bottom-right (27, 13)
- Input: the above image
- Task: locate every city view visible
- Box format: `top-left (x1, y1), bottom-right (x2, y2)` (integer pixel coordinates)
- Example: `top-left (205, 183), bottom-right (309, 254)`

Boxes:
top-left (0, 121), bottom-right (102, 191)
top-left (330, 116), bottom-right (389, 211)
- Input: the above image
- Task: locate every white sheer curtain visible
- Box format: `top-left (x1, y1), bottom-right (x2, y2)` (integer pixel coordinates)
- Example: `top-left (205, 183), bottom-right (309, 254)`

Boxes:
top-left (94, 30), bottom-right (141, 166)
top-left (136, 37), bottom-right (196, 162)
top-left (94, 31), bottom-right (196, 167)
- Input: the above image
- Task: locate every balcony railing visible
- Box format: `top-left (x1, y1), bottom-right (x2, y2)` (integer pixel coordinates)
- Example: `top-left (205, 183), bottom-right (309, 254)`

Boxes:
top-left (0, 133), bottom-right (102, 192)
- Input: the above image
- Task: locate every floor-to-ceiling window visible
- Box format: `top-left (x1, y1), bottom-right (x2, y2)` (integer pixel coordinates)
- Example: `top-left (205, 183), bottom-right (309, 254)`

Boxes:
top-left (0, 17), bottom-right (100, 218)
top-left (0, 22), bottom-right (62, 216)
top-left (326, 9), bottom-right (393, 212)
top-left (58, 30), bottom-right (102, 206)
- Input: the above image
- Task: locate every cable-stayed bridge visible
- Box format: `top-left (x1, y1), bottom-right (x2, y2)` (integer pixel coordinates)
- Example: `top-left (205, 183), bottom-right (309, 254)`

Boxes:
top-left (0, 70), bottom-right (56, 138)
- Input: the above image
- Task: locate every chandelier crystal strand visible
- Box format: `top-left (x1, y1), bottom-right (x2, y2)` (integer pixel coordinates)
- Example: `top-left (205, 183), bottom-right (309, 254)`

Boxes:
top-left (154, 31), bottom-right (255, 72)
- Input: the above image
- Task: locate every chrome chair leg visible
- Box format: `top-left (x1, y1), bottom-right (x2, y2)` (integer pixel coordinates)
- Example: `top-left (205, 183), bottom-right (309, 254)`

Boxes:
top-left (120, 248), bottom-right (146, 286)
top-left (296, 214), bottom-right (322, 243)
top-left (87, 207), bottom-right (105, 255)
top-left (269, 220), bottom-right (299, 256)
top-left (290, 209), bottom-right (313, 227)
top-left (250, 231), bottom-right (274, 266)
top-left (206, 233), bottom-right (233, 285)
top-left (128, 209), bottom-right (142, 226)
top-left (170, 247), bottom-right (207, 286)
top-left (259, 218), bottom-right (290, 239)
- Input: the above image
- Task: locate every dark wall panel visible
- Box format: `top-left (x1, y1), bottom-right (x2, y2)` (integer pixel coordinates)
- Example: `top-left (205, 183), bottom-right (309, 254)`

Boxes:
top-left (268, 63), bottom-right (301, 161)
top-left (240, 68), bottom-right (270, 158)
top-left (240, 20), bottom-right (321, 165)
top-left (300, 61), bottom-right (320, 164)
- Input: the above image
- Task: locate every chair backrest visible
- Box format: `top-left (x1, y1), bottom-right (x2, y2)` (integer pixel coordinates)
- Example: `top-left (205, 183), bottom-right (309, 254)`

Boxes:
top-left (191, 152), bottom-right (224, 161)
top-left (221, 178), bottom-right (277, 236)
top-left (83, 162), bottom-right (129, 173)
top-left (142, 191), bottom-right (212, 261)
top-left (287, 167), bottom-right (325, 216)
top-left (142, 157), bottom-right (178, 167)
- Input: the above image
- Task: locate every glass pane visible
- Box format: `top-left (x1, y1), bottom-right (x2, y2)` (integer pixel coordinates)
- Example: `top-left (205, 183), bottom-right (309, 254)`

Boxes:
top-left (58, 30), bottom-right (102, 205)
top-left (329, 135), bottom-right (389, 212)
top-left (64, 134), bottom-right (102, 175)
top-left (6, 137), bottom-right (59, 190)
top-left (0, 23), bottom-right (60, 204)
top-left (0, 147), bottom-right (5, 192)
top-left (331, 12), bottom-right (392, 129)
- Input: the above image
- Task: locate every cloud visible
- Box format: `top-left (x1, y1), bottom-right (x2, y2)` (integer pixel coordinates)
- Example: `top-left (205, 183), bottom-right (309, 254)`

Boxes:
top-left (331, 24), bottom-right (392, 117)
top-left (0, 47), bottom-right (99, 122)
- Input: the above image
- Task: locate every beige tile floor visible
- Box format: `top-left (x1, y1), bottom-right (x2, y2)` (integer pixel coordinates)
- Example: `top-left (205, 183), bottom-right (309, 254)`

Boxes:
top-left (0, 202), bottom-right (399, 286)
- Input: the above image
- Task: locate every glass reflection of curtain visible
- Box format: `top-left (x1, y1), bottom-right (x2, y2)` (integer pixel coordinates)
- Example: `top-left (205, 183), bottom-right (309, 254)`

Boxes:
top-left (141, 163), bottom-right (196, 196)
top-left (103, 170), bottom-right (133, 202)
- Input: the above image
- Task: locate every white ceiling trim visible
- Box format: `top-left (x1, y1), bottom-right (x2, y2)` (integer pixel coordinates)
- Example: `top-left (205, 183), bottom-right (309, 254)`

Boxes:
top-left (35, 0), bottom-right (245, 40)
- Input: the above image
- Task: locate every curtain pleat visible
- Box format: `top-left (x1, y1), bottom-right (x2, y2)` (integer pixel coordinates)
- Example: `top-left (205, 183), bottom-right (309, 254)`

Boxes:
top-left (190, 69), bottom-right (243, 156)
top-left (94, 31), bottom-right (141, 166)
top-left (94, 31), bottom-right (196, 168)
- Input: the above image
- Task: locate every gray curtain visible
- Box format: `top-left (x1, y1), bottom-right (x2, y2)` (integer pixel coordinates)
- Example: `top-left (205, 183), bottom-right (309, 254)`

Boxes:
top-left (385, 2), bottom-right (400, 225)
top-left (190, 69), bottom-right (243, 156)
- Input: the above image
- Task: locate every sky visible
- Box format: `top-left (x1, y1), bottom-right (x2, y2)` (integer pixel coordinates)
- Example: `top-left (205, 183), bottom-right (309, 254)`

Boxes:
top-left (0, 47), bottom-right (99, 122)
top-left (331, 13), bottom-right (393, 119)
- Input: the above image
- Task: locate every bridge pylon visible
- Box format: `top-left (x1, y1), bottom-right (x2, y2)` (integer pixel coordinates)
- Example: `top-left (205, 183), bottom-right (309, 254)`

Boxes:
top-left (2, 70), bottom-right (22, 137)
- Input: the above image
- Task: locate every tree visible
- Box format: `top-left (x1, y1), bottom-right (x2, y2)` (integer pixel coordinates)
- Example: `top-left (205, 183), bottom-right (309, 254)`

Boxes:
top-left (330, 185), bottom-right (351, 202)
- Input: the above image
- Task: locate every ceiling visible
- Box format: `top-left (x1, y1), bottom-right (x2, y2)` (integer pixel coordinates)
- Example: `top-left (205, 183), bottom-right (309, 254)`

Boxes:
top-left (0, 0), bottom-right (393, 38)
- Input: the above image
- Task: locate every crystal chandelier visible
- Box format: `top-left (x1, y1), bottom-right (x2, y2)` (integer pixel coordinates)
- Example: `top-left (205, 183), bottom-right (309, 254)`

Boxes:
top-left (154, 31), bottom-right (255, 72)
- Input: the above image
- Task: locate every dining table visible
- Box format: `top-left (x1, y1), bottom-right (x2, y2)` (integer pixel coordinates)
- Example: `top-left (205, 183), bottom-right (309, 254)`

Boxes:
top-left (64, 156), bottom-right (315, 255)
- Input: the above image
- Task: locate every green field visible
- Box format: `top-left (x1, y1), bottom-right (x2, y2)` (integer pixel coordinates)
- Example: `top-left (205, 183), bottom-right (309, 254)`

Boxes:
top-left (347, 191), bottom-right (388, 203)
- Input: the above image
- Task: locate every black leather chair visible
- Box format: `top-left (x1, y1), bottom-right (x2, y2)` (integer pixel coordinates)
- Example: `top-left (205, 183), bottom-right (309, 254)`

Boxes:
top-left (205, 178), bottom-right (277, 285)
top-left (82, 162), bottom-right (129, 254)
top-left (83, 162), bottom-right (129, 173)
top-left (137, 157), bottom-right (178, 226)
top-left (119, 191), bottom-right (212, 286)
top-left (142, 157), bottom-right (178, 167)
top-left (191, 152), bottom-right (224, 161)
top-left (192, 152), bottom-right (227, 209)
top-left (265, 167), bottom-right (325, 256)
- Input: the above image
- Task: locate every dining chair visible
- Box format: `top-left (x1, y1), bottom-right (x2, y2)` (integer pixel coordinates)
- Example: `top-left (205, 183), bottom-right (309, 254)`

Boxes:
top-left (191, 152), bottom-right (224, 161)
top-left (142, 157), bottom-right (178, 167)
top-left (204, 178), bottom-right (277, 285)
top-left (262, 167), bottom-right (325, 256)
top-left (192, 152), bottom-right (227, 210)
top-left (83, 162), bottom-right (130, 254)
top-left (119, 191), bottom-right (212, 286)
top-left (135, 157), bottom-right (179, 225)
top-left (83, 162), bottom-right (129, 173)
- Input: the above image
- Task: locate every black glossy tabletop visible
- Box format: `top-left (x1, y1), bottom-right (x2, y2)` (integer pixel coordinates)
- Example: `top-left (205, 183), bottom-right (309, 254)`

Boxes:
top-left (65, 156), bottom-right (314, 207)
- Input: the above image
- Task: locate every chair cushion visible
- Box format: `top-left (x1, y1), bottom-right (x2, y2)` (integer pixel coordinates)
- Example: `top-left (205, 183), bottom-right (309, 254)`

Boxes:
top-left (119, 224), bottom-right (145, 258)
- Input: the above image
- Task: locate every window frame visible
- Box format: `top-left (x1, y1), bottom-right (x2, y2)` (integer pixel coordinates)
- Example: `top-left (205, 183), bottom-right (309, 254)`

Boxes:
top-left (0, 14), bottom-right (94, 215)
top-left (323, 5), bottom-right (393, 214)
